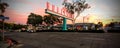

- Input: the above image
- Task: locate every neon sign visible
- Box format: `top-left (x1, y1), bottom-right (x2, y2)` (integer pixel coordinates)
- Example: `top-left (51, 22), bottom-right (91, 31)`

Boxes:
top-left (45, 2), bottom-right (74, 20)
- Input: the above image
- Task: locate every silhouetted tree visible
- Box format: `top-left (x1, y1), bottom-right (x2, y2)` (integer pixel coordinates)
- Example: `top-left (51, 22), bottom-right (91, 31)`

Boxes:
top-left (27, 13), bottom-right (43, 26)
top-left (62, 0), bottom-right (90, 29)
top-left (0, 2), bottom-right (9, 15)
top-left (43, 15), bottom-right (62, 25)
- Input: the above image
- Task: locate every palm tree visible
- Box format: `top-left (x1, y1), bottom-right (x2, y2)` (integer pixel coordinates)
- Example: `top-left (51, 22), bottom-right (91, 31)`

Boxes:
top-left (0, 2), bottom-right (9, 15)
top-left (0, 1), bottom-right (9, 22)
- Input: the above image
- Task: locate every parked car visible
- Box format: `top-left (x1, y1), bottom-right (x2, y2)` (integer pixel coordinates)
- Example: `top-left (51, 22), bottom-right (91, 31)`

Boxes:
top-left (104, 22), bottom-right (120, 32)
top-left (75, 23), bottom-right (97, 30)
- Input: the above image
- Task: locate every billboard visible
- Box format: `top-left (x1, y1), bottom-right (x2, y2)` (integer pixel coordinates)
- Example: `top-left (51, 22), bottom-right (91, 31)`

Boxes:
top-left (45, 2), bottom-right (74, 20)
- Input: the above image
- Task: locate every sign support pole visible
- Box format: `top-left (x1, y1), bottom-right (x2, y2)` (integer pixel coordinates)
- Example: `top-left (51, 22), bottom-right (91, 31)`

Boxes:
top-left (62, 17), bottom-right (67, 30)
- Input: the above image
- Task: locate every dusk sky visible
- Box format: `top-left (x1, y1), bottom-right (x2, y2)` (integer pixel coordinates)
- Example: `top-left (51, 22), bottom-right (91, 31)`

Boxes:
top-left (1, 0), bottom-right (120, 25)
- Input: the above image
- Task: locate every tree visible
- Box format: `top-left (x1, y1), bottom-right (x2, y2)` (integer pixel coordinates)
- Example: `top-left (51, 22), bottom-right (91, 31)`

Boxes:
top-left (97, 22), bottom-right (103, 28)
top-left (27, 13), bottom-right (43, 32)
top-left (62, 0), bottom-right (90, 29)
top-left (0, 1), bottom-right (9, 20)
top-left (43, 15), bottom-right (62, 30)
top-left (43, 15), bottom-right (62, 25)
top-left (35, 15), bottom-right (43, 25)
top-left (0, 2), bottom-right (9, 15)
top-left (27, 13), bottom-right (43, 26)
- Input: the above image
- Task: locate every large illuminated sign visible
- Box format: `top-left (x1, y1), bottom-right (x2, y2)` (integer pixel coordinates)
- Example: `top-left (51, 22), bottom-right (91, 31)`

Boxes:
top-left (45, 2), bottom-right (74, 20)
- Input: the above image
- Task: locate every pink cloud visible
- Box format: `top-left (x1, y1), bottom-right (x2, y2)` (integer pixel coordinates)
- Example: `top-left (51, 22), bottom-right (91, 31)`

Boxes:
top-left (4, 9), bottom-right (28, 24)
top-left (3, 8), bottom-right (47, 24)
top-left (18, 0), bottom-right (39, 8)
top-left (17, 0), bottom-right (47, 16)
top-left (32, 8), bottom-right (47, 16)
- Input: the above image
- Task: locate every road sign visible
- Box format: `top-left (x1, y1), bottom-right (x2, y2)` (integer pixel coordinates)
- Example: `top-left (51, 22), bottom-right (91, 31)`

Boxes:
top-left (0, 17), bottom-right (9, 20)
top-left (0, 15), bottom-right (9, 20)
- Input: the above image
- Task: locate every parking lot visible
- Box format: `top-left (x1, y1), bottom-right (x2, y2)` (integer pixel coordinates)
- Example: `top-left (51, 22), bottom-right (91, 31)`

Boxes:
top-left (1, 32), bottom-right (120, 48)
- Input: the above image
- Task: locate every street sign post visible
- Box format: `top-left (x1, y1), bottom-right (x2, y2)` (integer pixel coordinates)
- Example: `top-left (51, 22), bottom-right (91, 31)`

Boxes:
top-left (0, 16), bottom-right (9, 41)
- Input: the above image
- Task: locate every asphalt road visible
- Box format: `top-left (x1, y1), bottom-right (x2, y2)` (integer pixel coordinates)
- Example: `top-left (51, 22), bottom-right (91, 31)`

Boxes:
top-left (2, 32), bottom-right (120, 48)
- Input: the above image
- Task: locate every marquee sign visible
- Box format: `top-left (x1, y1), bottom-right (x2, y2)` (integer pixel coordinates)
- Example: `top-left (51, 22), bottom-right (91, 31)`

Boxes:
top-left (45, 2), bottom-right (74, 20)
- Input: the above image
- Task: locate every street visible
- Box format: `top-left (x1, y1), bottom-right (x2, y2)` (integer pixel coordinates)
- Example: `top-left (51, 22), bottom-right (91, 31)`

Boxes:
top-left (1, 32), bottom-right (120, 48)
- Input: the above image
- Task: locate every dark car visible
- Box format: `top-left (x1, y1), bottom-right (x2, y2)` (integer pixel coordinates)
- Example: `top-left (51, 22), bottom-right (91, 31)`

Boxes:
top-left (104, 22), bottom-right (120, 32)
